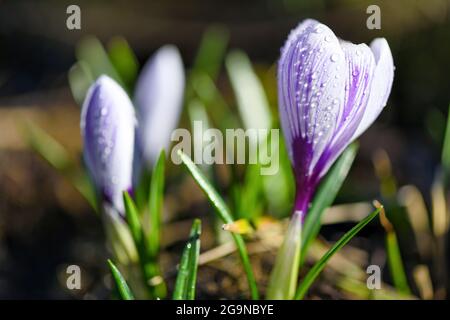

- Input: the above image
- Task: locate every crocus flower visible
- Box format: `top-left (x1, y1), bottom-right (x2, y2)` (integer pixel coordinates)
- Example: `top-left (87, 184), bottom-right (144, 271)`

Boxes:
top-left (81, 75), bottom-right (136, 216)
top-left (278, 19), bottom-right (394, 217)
top-left (134, 45), bottom-right (185, 168)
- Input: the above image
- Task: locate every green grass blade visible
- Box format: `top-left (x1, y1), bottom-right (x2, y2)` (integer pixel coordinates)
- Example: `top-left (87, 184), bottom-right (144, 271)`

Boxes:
top-left (76, 36), bottom-right (124, 86)
top-left (147, 150), bottom-right (165, 258)
top-left (386, 232), bottom-right (411, 294)
top-left (24, 122), bottom-right (98, 211)
top-left (107, 259), bottom-right (135, 300)
top-left (25, 121), bottom-right (71, 171)
top-left (107, 36), bottom-right (139, 92)
top-left (301, 143), bottom-right (358, 265)
top-left (192, 26), bottom-right (229, 80)
top-left (225, 49), bottom-right (272, 134)
top-left (380, 210), bottom-right (411, 295)
top-left (68, 61), bottom-right (94, 105)
top-left (177, 150), bottom-right (259, 299)
top-left (441, 103), bottom-right (450, 179)
top-left (295, 207), bottom-right (381, 300)
top-left (123, 191), bottom-right (143, 246)
top-left (173, 219), bottom-right (202, 300)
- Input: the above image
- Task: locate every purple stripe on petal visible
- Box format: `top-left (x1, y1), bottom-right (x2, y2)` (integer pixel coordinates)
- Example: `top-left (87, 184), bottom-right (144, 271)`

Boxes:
top-left (278, 19), bottom-right (394, 217)
top-left (81, 75), bottom-right (136, 216)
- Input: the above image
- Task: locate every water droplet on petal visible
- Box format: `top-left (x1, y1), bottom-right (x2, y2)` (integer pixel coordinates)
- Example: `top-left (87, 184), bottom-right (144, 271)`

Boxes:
top-left (330, 54), bottom-right (339, 62)
top-left (314, 26), bottom-right (323, 33)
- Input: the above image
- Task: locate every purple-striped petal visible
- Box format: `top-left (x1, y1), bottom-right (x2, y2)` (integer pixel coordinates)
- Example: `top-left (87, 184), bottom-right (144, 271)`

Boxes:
top-left (313, 41), bottom-right (376, 178)
top-left (278, 20), bottom-right (346, 211)
top-left (81, 75), bottom-right (136, 215)
top-left (278, 19), bottom-right (393, 214)
top-left (352, 38), bottom-right (394, 139)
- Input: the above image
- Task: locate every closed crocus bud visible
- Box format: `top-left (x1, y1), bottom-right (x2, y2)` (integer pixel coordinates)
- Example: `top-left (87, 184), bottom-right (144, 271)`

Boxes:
top-left (134, 45), bottom-right (185, 168)
top-left (278, 19), bottom-right (394, 217)
top-left (81, 75), bottom-right (136, 216)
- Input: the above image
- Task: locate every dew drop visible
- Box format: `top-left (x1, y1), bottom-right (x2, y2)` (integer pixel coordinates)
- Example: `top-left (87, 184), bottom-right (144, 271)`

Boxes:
top-left (324, 35), bottom-right (332, 42)
top-left (314, 26), bottom-right (323, 34)
top-left (330, 54), bottom-right (339, 62)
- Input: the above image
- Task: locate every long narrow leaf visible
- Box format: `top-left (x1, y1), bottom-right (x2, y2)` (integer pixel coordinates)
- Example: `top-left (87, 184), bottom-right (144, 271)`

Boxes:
top-left (295, 206), bottom-right (381, 300)
top-left (107, 36), bottom-right (139, 92)
top-left (225, 50), bottom-right (272, 136)
top-left (379, 208), bottom-right (411, 294)
top-left (24, 122), bottom-right (98, 211)
top-left (107, 259), bottom-right (135, 300)
top-left (76, 36), bottom-right (124, 86)
top-left (173, 219), bottom-right (202, 300)
top-left (301, 143), bottom-right (358, 264)
top-left (192, 26), bottom-right (229, 80)
top-left (147, 151), bottom-right (165, 258)
top-left (441, 103), bottom-right (450, 177)
top-left (177, 150), bottom-right (259, 299)
top-left (123, 191), bottom-right (142, 246)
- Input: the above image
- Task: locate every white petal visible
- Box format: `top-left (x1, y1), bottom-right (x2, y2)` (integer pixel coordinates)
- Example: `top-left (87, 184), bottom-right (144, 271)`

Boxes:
top-left (352, 38), bottom-right (394, 139)
top-left (134, 45), bottom-right (185, 166)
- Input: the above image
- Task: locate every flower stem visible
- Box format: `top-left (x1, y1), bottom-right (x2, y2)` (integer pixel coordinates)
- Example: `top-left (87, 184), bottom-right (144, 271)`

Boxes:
top-left (266, 210), bottom-right (303, 299)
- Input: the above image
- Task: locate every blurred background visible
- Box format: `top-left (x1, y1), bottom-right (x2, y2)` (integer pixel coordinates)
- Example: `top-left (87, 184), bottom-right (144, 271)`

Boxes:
top-left (0, 0), bottom-right (449, 299)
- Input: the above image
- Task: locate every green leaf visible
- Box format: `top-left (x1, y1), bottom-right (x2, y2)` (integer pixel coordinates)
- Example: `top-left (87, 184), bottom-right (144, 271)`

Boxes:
top-left (108, 36), bottom-right (139, 92)
top-left (177, 150), bottom-right (259, 299)
top-left (386, 231), bottom-right (411, 294)
top-left (301, 143), bottom-right (358, 264)
top-left (380, 209), bottom-right (411, 295)
top-left (123, 190), bottom-right (167, 299)
top-left (76, 36), bottom-right (124, 87)
top-left (173, 219), bottom-right (202, 300)
top-left (147, 150), bottom-right (165, 258)
top-left (23, 121), bottom-right (98, 211)
top-left (107, 259), bottom-right (135, 300)
top-left (123, 191), bottom-right (143, 246)
top-left (68, 61), bottom-right (94, 105)
top-left (25, 121), bottom-right (71, 171)
top-left (295, 206), bottom-right (381, 299)
top-left (441, 103), bottom-right (450, 177)
top-left (192, 26), bottom-right (229, 80)
top-left (225, 50), bottom-right (272, 135)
